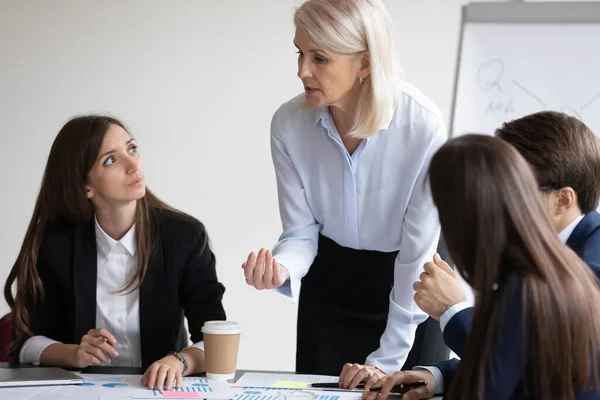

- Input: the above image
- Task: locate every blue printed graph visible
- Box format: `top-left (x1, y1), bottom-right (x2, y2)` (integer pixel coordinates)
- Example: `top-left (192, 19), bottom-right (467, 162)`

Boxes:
top-left (235, 393), bottom-right (278, 400)
top-left (102, 383), bottom-right (129, 388)
top-left (76, 381), bottom-right (130, 388)
top-left (235, 389), bottom-right (340, 400)
top-left (187, 378), bottom-right (210, 383)
top-left (153, 385), bottom-right (214, 396)
top-left (235, 387), bottom-right (279, 400)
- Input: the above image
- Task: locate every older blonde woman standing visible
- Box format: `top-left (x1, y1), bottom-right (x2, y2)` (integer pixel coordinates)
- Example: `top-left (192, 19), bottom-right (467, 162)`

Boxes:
top-left (242, 0), bottom-right (446, 386)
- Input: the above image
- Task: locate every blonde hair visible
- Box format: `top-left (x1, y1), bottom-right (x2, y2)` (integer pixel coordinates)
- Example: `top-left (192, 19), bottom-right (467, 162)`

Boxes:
top-left (294, 0), bottom-right (404, 139)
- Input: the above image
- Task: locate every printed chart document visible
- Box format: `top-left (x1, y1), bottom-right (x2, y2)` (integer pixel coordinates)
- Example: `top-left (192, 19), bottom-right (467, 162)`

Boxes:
top-left (233, 386), bottom-right (363, 400)
top-left (50, 374), bottom-right (235, 399)
top-left (233, 373), bottom-right (338, 389)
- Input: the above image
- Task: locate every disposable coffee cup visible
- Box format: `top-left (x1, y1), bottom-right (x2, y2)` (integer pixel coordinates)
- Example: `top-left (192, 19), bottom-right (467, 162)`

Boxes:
top-left (202, 321), bottom-right (242, 380)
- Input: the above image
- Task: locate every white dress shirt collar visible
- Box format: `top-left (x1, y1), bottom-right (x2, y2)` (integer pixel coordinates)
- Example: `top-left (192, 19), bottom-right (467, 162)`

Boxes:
top-left (94, 217), bottom-right (136, 258)
top-left (557, 214), bottom-right (584, 244)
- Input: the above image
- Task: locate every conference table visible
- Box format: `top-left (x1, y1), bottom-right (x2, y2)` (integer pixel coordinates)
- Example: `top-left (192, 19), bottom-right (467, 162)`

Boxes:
top-left (0, 364), bottom-right (443, 399)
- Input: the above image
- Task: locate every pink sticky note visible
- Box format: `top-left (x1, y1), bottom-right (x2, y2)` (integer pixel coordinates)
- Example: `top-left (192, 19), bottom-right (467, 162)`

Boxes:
top-left (160, 390), bottom-right (202, 398)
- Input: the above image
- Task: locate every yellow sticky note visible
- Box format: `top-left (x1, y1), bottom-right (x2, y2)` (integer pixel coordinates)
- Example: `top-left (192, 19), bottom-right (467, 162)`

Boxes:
top-left (274, 381), bottom-right (309, 389)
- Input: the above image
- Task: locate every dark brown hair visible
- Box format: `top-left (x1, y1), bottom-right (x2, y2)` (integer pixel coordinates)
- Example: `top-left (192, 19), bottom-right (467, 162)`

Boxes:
top-left (4, 115), bottom-right (179, 352)
top-left (429, 134), bottom-right (600, 400)
top-left (495, 111), bottom-right (600, 213)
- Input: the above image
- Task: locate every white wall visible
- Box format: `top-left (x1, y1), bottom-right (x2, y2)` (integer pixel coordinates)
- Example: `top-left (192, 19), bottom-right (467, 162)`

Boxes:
top-left (0, 0), bottom-right (503, 371)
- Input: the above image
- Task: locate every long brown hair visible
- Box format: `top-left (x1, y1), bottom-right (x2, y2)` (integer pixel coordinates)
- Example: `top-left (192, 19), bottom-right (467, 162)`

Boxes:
top-left (4, 115), bottom-right (178, 352)
top-left (428, 134), bottom-right (600, 399)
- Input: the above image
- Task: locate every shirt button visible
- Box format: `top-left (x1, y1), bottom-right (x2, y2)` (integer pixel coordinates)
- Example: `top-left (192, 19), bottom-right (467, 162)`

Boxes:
top-left (117, 317), bottom-right (123, 324)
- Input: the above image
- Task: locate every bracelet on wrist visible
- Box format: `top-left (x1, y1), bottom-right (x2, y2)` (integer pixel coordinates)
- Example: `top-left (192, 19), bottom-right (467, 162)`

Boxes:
top-left (167, 351), bottom-right (188, 374)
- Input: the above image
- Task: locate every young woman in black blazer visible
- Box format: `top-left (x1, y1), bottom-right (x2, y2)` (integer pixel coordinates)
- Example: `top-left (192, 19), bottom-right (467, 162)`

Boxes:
top-left (4, 115), bottom-right (226, 390)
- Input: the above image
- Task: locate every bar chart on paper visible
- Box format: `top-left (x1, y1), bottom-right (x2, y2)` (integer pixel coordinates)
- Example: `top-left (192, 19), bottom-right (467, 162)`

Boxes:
top-left (147, 378), bottom-right (238, 399)
top-left (50, 375), bottom-right (235, 399)
top-left (236, 390), bottom-right (344, 400)
top-left (152, 380), bottom-right (215, 398)
top-left (235, 388), bottom-right (279, 400)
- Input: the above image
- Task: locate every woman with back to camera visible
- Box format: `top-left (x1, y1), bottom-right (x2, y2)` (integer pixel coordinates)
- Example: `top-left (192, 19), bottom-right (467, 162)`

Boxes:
top-left (364, 135), bottom-right (600, 399)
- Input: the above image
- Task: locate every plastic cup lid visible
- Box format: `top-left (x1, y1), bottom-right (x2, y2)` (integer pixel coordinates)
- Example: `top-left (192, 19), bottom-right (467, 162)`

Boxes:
top-left (201, 321), bottom-right (243, 335)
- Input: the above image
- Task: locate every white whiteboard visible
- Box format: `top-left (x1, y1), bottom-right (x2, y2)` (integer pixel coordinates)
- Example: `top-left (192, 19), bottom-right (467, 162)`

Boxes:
top-left (452, 22), bottom-right (600, 136)
top-left (450, 4), bottom-right (600, 300)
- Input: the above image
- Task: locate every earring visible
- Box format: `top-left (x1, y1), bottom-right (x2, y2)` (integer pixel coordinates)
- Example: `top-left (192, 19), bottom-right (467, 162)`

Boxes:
top-left (359, 77), bottom-right (364, 84)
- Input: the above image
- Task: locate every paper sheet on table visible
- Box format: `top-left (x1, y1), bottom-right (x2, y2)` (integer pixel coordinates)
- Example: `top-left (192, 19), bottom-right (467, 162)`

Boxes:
top-left (48, 374), bottom-right (235, 399)
top-left (232, 386), bottom-right (363, 400)
top-left (11, 394), bottom-right (131, 400)
top-left (232, 373), bottom-right (338, 389)
top-left (21, 395), bottom-right (101, 400)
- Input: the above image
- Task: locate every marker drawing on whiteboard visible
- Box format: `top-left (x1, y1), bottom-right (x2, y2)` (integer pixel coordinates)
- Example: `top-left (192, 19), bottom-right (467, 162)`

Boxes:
top-left (474, 60), bottom-right (599, 124)
top-left (484, 97), bottom-right (514, 115)
top-left (511, 78), bottom-right (546, 108)
top-left (476, 59), bottom-right (504, 92)
top-left (581, 92), bottom-right (600, 111)
top-left (505, 97), bottom-right (515, 113)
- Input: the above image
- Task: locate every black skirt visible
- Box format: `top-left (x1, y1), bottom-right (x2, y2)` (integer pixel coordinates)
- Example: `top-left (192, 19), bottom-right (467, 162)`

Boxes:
top-left (296, 234), bottom-right (398, 376)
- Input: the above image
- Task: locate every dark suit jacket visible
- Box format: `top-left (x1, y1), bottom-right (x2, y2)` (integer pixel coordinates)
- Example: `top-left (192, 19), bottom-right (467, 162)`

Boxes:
top-left (567, 211), bottom-right (600, 265)
top-left (18, 208), bottom-right (226, 369)
top-left (436, 212), bottom-right (600, 399)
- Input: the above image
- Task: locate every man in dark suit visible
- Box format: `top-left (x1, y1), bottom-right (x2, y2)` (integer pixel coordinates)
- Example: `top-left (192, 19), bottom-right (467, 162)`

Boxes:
top-left (395, 111), bottom-right (600, 398)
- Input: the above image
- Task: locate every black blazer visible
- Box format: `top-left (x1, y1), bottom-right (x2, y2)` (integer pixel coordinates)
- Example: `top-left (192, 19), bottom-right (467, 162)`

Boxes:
top-left (20, 208), bottom-right (226, 369)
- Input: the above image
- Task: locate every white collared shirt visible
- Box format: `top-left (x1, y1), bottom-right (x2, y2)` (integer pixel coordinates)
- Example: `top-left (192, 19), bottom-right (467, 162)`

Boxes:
top-left (20, 218), bottom-right (203, 366)
top-left (94, 219), bottom-right (142, 367)
top-left (270, 82), bottom-right (447, 374)
top-left (557, 214), bottom-right (585, 245)
top-left (419, 213), bottom-right (586, 394)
